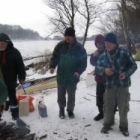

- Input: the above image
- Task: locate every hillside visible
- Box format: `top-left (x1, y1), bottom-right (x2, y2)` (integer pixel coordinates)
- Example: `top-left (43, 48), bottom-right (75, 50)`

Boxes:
top-left (0, 24), bottom-right (44, 40)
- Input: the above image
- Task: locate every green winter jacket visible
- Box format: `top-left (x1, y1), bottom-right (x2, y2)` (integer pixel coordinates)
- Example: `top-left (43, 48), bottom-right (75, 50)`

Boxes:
top-left (50, 40), bottom-right (87, 84)
top-left (0, 39), bottom-right (25, 89)
top-left (0, 77), bottom-right (8, 105)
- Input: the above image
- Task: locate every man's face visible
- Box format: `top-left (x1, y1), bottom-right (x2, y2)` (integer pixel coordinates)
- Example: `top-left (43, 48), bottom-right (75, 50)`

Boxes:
top-left (0, 41), bottom-right (8, 51)
top-left (96, 43), bottom-right (104, 52)
top-left (105, 41), bottom-right (116, 52)
top-left (65, 36), bottom-right (74, 44)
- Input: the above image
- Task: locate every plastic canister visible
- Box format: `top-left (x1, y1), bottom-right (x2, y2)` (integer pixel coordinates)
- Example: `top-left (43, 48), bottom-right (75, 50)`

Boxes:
top-left (35, 96), bottom-right (44, 110)
top-left (19, 98), bottom-right (29, 116)
top-left (17, 95), bottom-right (34, 112)
top-left (38, 102), bottom-right (47, 117)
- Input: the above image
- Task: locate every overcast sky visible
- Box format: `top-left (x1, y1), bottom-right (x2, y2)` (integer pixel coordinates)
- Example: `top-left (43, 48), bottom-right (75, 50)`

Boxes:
top-left (0, 0), bottom-right (51, 37)
top-left (0, 0), bottom-right (105, 37)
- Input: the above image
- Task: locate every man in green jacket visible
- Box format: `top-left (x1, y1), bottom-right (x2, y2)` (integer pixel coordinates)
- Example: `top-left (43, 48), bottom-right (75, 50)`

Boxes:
top-left (0, 33), bottom-right (26, 120)
top-left (50, 27), bottom-right (87, 119)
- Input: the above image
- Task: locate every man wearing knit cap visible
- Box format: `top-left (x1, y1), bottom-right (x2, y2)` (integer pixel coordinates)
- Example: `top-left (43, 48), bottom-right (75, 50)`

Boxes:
top-left (50, 27), bottom-right (87, 119)
top-left (0, 33), bottom-right (25, 120)
top-left (96, 32), bottom-right (137, 136)
top-left (90, 34), bottom-right (105, 121)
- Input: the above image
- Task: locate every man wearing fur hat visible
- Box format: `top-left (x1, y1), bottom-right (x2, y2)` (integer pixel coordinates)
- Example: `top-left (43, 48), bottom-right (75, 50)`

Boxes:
top-left (0, 33), bottom-right (25, 120)
top-left (90, 34), bottom-right (105, 121)
top-left (50, 27), bottom-right (87, 119)
top-left (96, 32), bottom-right (137, 136)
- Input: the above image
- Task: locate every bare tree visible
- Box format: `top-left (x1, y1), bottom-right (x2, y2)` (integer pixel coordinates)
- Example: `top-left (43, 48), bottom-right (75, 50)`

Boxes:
top-left (77, 0), bottom-right (99, 46)
top-left (119, 0), bottom-right (140, 53)
top-left (44, 0), bottom-right (101, 46)
top-left (98, 0), bottom-right (140, 53)
top-left (44, 0), bottom-right (78, 35)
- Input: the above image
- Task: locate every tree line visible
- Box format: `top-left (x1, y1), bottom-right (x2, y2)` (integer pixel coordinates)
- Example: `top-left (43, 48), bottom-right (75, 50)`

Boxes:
top-left (44, 0), bottom-right (140, 53)
top-left (0, 24), bottom-right (44, 40)
top-left (99, 0), bottom-right (140, 53)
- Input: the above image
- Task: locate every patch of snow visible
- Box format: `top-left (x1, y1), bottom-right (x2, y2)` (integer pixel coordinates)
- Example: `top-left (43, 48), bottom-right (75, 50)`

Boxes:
top-left (2, 59), bottom-right (140, 140)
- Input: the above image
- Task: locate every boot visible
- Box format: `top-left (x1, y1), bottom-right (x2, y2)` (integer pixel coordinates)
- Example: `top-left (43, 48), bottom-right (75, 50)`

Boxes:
top-left (94, 113), bottom-right (103, 121)
top-left (94, 106), bottom-right (104, 121)
top-left (11, 107), bottom-right (19, 120)
top-left (101, 125), bottom-right (112, 134)
top-left (68, 111), bottom-right (75, 119)
top-left (119, 126), bottom-right (129, 136)
top-left (59, 107), bottom-right (65, 119)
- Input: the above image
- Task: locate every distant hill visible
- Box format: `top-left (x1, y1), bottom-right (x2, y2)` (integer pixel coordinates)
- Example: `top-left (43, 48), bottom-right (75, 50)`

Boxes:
top-left (0, 24), bottom-right (44, 40)
top-left (46, 35), bottom-right (96, 41)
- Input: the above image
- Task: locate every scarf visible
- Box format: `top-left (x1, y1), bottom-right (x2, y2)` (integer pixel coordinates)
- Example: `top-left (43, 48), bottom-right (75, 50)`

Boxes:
top-left (0, 51), bottom-right (7, 66)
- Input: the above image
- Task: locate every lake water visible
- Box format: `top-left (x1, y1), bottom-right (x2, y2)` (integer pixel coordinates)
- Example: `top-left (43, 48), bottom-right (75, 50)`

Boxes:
top-left (13, 40), bottom-right (96, 58)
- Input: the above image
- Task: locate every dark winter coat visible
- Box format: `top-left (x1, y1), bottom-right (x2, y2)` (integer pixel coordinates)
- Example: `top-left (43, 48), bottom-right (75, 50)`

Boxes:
top-left (0, 77), bottom-right (8, 105)
top-left (50, 40), bottom-right (87, 84)
top-left (0, 43), bottom-right (26, 89)
top-left (90, 50), bottom-right (104, 83)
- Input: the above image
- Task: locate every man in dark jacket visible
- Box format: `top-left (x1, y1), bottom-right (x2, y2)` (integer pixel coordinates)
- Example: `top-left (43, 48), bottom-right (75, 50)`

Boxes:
top-left (0, 33), bottom-right (26, 120)
top-left (90, 34), bottom-right (105, 121)
top-left (0, 77), bottom-right (8, 118)
top-left (96, 33), bottom-right (137, 136)
top-left (50, 27), bottom-right (87, 119)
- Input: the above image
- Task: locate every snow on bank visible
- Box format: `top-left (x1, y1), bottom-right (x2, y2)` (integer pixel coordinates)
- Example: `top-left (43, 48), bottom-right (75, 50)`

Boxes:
top-left (3, 60), bottom-right (140, 140)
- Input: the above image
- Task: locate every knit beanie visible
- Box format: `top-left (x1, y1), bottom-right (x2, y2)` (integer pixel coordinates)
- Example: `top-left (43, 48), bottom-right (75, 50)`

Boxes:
top-left (95, 34), bottom-right (104, 47)
top-left (104, 32), bottom-right (118, 44)
top-left (0, 33), bottom-right (12, 43)
top-left (64, 27), bottom-right (75, 37)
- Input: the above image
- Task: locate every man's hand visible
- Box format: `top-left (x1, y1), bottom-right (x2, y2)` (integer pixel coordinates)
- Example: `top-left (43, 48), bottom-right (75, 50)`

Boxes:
top-left (0, 103), bottom-right (6, 113)
top-left (50, 68), bottom-right (55, 74)
top-left (119, 73), bottom-right (126, 80)
top-left (74, 72), bottom-right (80, 78)
top-left (93, 50), bottom-right (99, 57)
top-left (19, 80), bottom-right (25, 85)
top-left (105, 68), bottom-right (114, 76)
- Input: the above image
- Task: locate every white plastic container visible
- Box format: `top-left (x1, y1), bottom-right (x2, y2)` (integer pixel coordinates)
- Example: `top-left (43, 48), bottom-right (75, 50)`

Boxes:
top-left (35, 96), bottom-right (44, 110)
top-left (86, 72), bottom-right (96, 87)
top-left (19, 98), bottom-right (29, 117)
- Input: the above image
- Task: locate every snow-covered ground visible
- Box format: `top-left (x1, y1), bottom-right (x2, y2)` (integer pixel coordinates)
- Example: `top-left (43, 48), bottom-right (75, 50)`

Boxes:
top-left (3, 55), bottom-right (140, 140)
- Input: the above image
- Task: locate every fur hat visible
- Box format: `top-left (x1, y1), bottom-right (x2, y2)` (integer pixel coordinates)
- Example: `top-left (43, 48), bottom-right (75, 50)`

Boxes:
top-left (104, 32), bottom-right (118, 44)
top-left (64, 27), bottom-right (75, 37)
top-left (95, 34), bottom-right (104, 47)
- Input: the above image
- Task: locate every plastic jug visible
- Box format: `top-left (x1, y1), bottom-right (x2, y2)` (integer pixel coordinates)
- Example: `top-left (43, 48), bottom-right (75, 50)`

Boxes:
top-left (35, 96), bottom-right (44, 110)
top-left (38, 102), bottom-right (47, 117)
top-left (86, 72), bottom-right (96, 87)
top-left (17, 95), bottom-right (35, 112)
top-left (19, 98), bottom-right (29, 116)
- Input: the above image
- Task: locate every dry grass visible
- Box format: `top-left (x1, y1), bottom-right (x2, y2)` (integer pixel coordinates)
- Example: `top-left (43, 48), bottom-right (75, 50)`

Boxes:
top-left (32, 49), bottom-right (52, 74)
